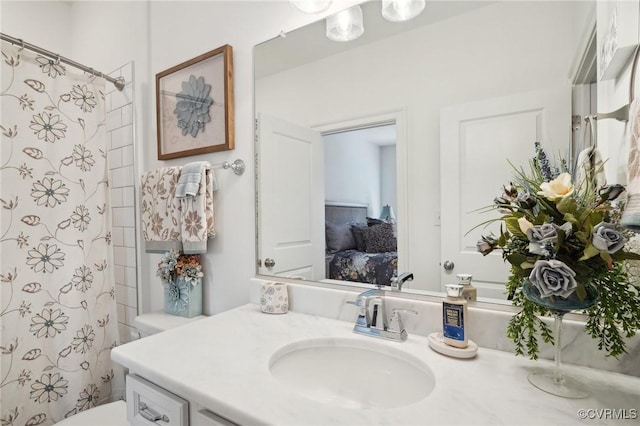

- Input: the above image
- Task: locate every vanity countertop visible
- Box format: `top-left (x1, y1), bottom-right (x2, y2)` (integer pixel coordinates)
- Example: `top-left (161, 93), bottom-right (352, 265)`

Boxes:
top-left (111, 304), bottom-right (640, 425)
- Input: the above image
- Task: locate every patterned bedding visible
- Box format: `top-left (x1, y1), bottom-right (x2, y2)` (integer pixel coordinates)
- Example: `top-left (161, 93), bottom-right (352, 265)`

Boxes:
top-left (325, 249), bottom-right (398, 286)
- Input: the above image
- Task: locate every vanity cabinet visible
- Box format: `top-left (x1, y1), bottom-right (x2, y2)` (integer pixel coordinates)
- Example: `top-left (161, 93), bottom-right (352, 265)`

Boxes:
top-left (125, 374), bottom-right (238, 426)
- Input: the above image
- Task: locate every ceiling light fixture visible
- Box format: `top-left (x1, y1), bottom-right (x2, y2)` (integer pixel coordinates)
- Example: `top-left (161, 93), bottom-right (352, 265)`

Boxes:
top-left (326, 5), bottom-right (364, 42)
top-left (381, 0), bottom-right (425, 22)
top-left (290, 0), bottom-right (332, 14)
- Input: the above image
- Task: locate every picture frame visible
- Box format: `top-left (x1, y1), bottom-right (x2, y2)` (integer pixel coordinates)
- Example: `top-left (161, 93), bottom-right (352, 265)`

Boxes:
top-left (156, 45), bottom-right (234, 160)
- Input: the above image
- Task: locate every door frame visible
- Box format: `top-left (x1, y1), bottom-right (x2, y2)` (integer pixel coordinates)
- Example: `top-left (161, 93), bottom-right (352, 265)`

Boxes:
top-left (312, 107), bottom-right (409, 274)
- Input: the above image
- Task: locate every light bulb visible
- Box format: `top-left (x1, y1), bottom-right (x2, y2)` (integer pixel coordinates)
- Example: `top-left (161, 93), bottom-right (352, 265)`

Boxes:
top-left (382, 0), bottom-right (425, 22)
top-left (290, 0), bottom-right (331, 14)
top-left (326, 6), bottom-right (364, 42)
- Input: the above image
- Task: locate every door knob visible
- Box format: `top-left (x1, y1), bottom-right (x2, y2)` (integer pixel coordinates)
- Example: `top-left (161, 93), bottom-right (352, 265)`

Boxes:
top-left (264, 258), bottom-right (276, 268)
top-left (443, 260), bottom-right (454, 271)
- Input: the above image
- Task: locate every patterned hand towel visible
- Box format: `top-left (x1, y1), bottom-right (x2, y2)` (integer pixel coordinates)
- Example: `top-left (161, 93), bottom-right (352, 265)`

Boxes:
top-left (176, 161), bottom-right (210, 198)
top-left (181, 168), bottom-right (216, 253)
top-left (140, 167), bottom-right (182, 252)
top-left (621, 99), bottom-right (640, 231)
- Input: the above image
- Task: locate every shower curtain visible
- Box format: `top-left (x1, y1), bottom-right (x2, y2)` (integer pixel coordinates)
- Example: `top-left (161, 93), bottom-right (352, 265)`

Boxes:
top-left (1, 42), bottom-right (120, 425)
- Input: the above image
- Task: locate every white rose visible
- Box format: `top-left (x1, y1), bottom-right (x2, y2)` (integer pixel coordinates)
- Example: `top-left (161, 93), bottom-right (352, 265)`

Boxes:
top-left (538, 172), bottom-right (574, 200)
top-left (518, 217), bottom-right (534, 234)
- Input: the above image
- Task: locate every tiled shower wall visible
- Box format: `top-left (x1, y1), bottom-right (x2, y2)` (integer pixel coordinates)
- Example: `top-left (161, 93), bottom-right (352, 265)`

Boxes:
top-left (106, 62), bottom-right (139, 344)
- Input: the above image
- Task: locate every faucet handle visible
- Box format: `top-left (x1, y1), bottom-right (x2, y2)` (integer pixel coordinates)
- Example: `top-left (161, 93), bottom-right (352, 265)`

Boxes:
top-left (369, 296), bottom-right (387, 331)
top-left (346, 299), bottom-right (370, 327)
top-left (388, 309), bottom-right (418, 333)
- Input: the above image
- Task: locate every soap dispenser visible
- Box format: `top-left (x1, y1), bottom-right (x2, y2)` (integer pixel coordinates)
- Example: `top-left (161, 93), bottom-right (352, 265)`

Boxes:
top-left (456, 273), bottom-right (477, 302)
top-left (442, 284), bottom-right (468, 348)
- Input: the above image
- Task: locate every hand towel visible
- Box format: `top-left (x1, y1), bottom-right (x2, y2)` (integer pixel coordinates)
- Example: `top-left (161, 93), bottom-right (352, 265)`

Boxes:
top-left (140, 167), bottom-right (182, 252)
top-left (621, 99), bottom-right (640, 231)
top-left (574, 146), bottom-right (605, 193)
top-left (181, 168), bottom-right (216, 253)
top-left (176, 161), bottom-right (210, 198)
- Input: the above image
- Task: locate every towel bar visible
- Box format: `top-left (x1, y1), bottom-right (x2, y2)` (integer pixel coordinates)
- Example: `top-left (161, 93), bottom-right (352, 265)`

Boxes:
top-left (209, 159), bottom-right (245, 175)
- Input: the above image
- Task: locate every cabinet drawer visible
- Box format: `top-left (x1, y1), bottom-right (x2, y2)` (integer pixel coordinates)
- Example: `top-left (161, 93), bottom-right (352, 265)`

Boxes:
top-left (193, 408), bottom-right (239, 426)
top-left (126, 374), bottom-right (189, 426)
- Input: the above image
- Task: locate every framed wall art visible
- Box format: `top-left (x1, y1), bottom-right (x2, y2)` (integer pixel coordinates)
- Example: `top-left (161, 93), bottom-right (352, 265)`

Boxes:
top-left (156, 45), bottom-right (234, 160)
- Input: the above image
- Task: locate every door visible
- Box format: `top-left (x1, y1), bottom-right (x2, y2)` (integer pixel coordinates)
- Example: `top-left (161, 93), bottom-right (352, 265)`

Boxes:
top-left (257, 113), bottom-right (325, 280)
top-left (440, 87), bottom-right (571, 300)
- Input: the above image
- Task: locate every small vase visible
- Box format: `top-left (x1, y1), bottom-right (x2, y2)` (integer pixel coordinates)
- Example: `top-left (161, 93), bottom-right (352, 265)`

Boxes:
top-left (163, 276), bottom-right (202, 318)
top-left (522, 280), bottom-right (598, 399)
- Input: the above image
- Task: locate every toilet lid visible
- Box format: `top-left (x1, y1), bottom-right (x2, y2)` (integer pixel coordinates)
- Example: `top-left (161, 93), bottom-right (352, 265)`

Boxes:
top-left (55, 400), bottom-right (128, 426)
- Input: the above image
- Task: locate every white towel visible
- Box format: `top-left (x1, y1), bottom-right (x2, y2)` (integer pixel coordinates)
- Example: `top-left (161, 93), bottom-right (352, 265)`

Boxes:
top-left (176, 161), bottom-right (210, 198)
top-left (574, 146), bottom-right (605, 193)
top-left (140, 167), bottom-right (182, 252)
top-left (621, 99), bottom-right (640, 231)
top-left (181, 168), bottom-right (216, 253)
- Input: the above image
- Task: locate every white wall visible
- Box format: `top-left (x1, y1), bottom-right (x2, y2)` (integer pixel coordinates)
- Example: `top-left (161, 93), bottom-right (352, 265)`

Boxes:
top-left (256, 1), bottom-right (591, 289)
top-left (324, 132), bottom-right (382, 217)
top-left (380, 145), bottom-right (396, 211)
top-left (1, 2), bottom-right (72, 52)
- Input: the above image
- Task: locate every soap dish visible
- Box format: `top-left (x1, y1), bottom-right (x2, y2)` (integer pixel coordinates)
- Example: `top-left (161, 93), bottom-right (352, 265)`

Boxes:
top-left (428, 332), bottom-right (478, 359)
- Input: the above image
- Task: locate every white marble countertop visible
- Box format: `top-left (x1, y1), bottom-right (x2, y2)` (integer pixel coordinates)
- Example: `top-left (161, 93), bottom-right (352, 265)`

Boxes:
top-left (112, 304), bottom-right (640, 425)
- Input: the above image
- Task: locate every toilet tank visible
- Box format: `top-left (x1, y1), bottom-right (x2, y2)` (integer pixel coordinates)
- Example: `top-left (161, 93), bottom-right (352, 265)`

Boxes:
top-left (134, 311), bottom-right (207, 338)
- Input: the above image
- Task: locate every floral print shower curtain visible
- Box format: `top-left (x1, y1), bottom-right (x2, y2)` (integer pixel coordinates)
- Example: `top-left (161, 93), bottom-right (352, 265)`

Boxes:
top-left (1, 42), bottom-right (120, 425)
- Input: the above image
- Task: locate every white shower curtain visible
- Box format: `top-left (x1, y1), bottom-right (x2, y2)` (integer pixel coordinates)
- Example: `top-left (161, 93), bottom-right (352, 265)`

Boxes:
top-left (1, 42), bottom-right (120, 425)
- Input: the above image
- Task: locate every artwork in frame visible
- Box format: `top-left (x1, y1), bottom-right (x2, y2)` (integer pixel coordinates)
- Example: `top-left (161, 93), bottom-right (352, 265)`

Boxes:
top-left (156, 45), bottom-right (234, 160)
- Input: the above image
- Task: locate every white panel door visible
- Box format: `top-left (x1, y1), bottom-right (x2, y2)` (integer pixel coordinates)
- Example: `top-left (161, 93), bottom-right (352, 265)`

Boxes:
top-left (257, 113), bottom-right (325, 280)
top-left (440, 88), bottom-right (570, 300)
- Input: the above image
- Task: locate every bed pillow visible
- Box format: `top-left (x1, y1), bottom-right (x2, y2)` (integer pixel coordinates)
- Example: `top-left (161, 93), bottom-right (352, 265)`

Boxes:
top-left (326, 222), bottom-right (357, 252)
top-left (350, 224), bottom-right (368, 252)
top-left (366, 217), bottom-right (384, 227)
top-left (363, 222), bottom-right (397, 253)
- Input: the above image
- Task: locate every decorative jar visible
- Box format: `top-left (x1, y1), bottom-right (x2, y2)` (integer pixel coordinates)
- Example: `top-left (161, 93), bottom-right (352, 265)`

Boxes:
top-left (163, 276), bottom-right (202, 318)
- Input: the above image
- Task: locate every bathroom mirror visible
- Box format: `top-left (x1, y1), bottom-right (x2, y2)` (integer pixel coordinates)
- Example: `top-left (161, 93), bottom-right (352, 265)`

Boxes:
top-left (255, 0), bottom-right (595, 303)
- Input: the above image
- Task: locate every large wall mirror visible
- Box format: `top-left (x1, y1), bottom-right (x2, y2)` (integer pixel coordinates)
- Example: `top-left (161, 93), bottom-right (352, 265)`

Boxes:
top-left (254, 0), bottom-right (595, 303)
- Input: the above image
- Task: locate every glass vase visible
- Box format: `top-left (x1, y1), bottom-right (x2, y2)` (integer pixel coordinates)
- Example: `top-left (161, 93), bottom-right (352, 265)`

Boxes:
top-left (522, 280), bottom-right (598, 399)
top-left (163, 276), bottom-right (202, 318)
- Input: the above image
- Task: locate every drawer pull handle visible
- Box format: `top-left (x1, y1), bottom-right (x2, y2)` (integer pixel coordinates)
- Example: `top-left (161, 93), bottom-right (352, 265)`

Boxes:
top-left (138, 401), bottom-right (170, 423)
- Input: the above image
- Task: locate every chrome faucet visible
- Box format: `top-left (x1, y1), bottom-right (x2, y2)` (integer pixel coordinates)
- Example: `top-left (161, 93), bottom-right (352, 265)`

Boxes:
top-left (391, 272), bottom-right (414, 291)
top-left (346, 288), bottom-right (417, 342)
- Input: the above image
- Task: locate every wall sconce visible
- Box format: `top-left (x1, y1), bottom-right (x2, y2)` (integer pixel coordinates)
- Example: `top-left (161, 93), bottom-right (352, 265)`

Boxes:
top-left (290, 0), bottom-right (332, 14)
top-left (379, 204), bottom-right (396, 221)
top-left (326, 5), bottom-right (364, 42)
top-left (381, 0), bottom-right (425, 22)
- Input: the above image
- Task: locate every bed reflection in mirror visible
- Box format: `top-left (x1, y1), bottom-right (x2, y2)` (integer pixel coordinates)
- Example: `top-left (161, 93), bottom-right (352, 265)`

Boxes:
top-left (324, 124), bottom-right (399, 286)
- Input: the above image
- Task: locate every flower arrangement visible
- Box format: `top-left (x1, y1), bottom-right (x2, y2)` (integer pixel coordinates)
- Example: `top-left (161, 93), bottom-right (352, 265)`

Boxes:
top-left (156, 249), bottom-right (204, 286)
top-left (476, 143), bottom-right (640, 359)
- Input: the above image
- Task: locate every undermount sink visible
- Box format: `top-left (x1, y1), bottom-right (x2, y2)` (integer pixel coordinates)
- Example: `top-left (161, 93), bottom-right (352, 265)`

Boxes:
top-left (269, 338), bottom-right (435, 409)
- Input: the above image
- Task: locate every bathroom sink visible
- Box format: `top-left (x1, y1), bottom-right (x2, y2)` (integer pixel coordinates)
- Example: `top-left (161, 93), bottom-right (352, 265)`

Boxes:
top-left (269, 338), bottom-right (435, 409)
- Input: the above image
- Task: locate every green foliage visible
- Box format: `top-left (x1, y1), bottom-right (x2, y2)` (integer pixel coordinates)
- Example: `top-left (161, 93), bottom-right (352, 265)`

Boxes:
top-left (506, 273), bottom-right (553, 360)
top-left (585, 266), bottom-right (640, 358)
top-left (508, 265), bottom-right (640, 360)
